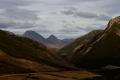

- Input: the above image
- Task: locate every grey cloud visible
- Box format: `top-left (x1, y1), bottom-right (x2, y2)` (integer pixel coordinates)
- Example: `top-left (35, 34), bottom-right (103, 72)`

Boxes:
top-left (61, 10), bottom-right (74, 15)
top-left (0, 23), bottom-right (12, 28)
top-left (69, 0), bottom-right (99, 2)
top-left (59, 26), bottom-right (83, 34)
top-left (61, 8), bottom-right (97, 18)
top-left (74, 11), bottom-right (98, 18)
top-left (2, 8), bottom-right (38, 21)
top-left (97, 14), bottom-right (111, 21)
top-left (61, 8), bottom-right (111, 21)
top-left (0, 0), bottom-right (37, 9)
top-left (76, 26), bottom-right (101, 32)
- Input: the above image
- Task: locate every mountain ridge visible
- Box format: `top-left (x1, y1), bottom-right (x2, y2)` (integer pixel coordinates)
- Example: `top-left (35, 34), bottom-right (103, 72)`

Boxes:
top-left (23, 30), bottom-right (74, 49)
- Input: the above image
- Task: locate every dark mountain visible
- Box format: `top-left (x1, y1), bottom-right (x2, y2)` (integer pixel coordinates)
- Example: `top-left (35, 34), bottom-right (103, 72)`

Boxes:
top-left (58, 16), bottom-right (120, 69)
top-left (0, 30), bottom-right (75, 74)
top-left (23, 30), bottom-right (46, 44)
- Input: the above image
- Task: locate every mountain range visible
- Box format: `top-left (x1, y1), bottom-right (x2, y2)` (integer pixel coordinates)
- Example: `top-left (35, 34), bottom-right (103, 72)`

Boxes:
top-left (23, 31), bottom-right (74, 49)
top-left (0, 16), bottom-right (120, 79)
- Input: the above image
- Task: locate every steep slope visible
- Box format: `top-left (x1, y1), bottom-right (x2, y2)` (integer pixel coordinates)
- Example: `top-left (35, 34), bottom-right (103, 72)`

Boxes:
top-left (23, 30), bottom-right (46, 44)
top-left (58, 30), bottom-right (103, 59)
top-left (60, 16), bottom-right (120, 68)
top-left (0, 30), bottom-right (74, 71)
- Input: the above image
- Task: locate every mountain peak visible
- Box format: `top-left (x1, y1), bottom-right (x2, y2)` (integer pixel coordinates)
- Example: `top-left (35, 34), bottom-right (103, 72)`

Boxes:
top-left (23, 30), bottom-right (45, 44)
top-left (24, 30), bottom-right (40, 36)
top-left (48, 35), bottom-right (58, 40)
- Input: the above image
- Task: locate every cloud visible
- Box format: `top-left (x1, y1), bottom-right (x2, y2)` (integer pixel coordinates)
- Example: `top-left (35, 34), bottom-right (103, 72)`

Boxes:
top-left (2, 8), bottom-right (38, 21)
top-left (0, 0), bottom-right (37, 9)
top-left (0, 0), bottom-right (119, 39)
top-left (61, 7), bottom-right (111, 21)
top-left (97, 14), bottom-right (111, 21)
top-left (61, 10), bottom-right (75, 15)
top-left (74, 11), bottom-right (98, 19)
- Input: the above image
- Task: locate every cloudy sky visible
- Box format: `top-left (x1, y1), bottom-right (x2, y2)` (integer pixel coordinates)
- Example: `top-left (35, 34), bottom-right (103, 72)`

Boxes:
top-left (0, 0), bottom-right (119, 39)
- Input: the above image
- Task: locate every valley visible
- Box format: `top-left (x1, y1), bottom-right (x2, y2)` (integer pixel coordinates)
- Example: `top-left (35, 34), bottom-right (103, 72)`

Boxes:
top-left (0, 16), bottom-right (120, 80)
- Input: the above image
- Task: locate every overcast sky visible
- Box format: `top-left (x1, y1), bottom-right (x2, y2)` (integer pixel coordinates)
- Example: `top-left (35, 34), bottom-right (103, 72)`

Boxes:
top-left (0, 0), bottom-right (119, 39)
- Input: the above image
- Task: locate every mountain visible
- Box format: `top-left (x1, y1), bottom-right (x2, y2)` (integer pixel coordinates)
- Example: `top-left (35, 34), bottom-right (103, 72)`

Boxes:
top-left (47, 35), bottom-right (62, 44)
top-left (0, 30), bottom-right (75, 74)
top-left (45, 35), bottom-right (65, 49)
top-left (23, 31), bottom-right (74, 49)
top-left (59, 16), bottom-right (120, 69)
top-left (58, 30), bottom-right (103, 59)
top-left (23, 30), bottom-right (46, 44)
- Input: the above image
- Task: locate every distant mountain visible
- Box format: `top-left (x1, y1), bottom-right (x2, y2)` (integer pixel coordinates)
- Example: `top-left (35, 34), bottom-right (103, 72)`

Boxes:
top-left (58, 16), bottom-right (120, 69)
top-left (45, 35), bottom-right (65, 49)
top-left (47, 35), bottom-right (62, 44)
top-left (23, 30), bottom-right (46, 44)
top-left (23, 31), bottom-right (74, 49)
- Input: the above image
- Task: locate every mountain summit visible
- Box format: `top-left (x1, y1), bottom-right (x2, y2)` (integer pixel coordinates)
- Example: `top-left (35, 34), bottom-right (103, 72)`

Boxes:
top-left (23, 30), bottom-right (45, 44)
top-left (45, 35), bottom-right (65, 49)
top-left (47, 35), bottom-right (60, 44)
